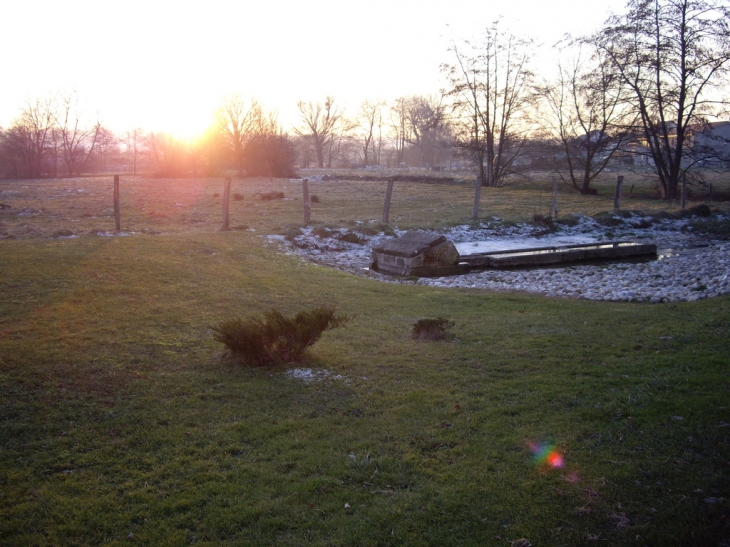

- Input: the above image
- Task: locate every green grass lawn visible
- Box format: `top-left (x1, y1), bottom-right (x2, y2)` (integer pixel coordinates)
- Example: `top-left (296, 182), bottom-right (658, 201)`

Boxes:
top-left (1, 175), bottom-right (729, 546)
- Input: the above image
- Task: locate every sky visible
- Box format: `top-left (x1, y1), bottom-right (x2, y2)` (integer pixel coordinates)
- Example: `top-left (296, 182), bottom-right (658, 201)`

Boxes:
top-left (1, 0), bottom-right (627, 138)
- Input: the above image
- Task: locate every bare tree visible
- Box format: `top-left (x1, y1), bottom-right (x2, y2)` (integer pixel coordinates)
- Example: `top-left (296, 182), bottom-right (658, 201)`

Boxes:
top-left (389, 97), bottom-right (411, 167)
top-left (443, 22), bottom-right (536, 186)
top-left (402, 95), bottom-right (449, 169)
top-left (56, 93), bottom-right (101, 176)
top-left (295, 97), bottom-right (344, 168)
top-left (541, 45), bottom-right (637, 193)
top-left (357, 100), bottom-right (385, 166)
top-left (594, 0), bottom-right (730, 199)
top-left (217, 95), bottom-right (262, 175)
top-left (122, 128), bottom-right (144, 175)
top-left (243, 110), bottom-right (298, 178)
top-left (0, 97), bottom-right (58, 178)
top-left (144, 132), bottom-right (189, 177)
top-left (88, 126), bottom-right (119, 172)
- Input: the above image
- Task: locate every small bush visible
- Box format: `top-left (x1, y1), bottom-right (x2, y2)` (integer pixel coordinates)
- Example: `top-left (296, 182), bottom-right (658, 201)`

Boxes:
top-left (532, 213), bottom-right (554, 226)
top-left (212, 306), bottom-right (351, 365)
top-left (282, 225), bottom-right (303, 241)
top-left (311, 195), bottom-right (320, 204)
top-left (592, 211), bottom-right (624, 226)
top-left (261, 191), bottom-right (285, 201)
top-left (233, 193), bottom-right (244, 201)
top-left (554, 214), bottom-right (581, 227)
top-left (689, 218), bottom-right (730, 240)
top-left (312, 225), bottom-right (334, 239)
top-left (411, 318), bottom-right (455, 341)
top-left (335, 232), bottom-right (363, 244)
top-left (688, 203), bottom-right (712, 217)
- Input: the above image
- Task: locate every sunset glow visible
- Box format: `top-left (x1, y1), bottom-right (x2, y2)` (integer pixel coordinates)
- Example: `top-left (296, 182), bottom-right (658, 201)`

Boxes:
top-left (2, 0), bottom-right (626, 136)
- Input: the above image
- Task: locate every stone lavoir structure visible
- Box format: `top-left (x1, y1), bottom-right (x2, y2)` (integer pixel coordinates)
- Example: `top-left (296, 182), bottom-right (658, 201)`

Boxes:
top-left (371, 231), bottom-right (466, 277)
top-left (371, 231), bottom-right (656, 277)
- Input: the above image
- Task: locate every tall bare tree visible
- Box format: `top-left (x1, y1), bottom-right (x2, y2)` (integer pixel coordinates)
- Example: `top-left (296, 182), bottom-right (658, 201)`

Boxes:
top-left (594, 0), bottom-right (730, 199)
top-left (56, 93), bottom-right (101, 176)
top-left (443, 22), bottom-right (536, 186)
top-left (122, 128), bottom-right (144, 176)
top-left (541, 46), bottom-right (637, 193)
top-left (402, 95), bottom-right (449, 169)
top-left (0, 97), bottom-right (58, 178)
top-left (389, 97), bottom-right (411, 167)
top-left (217, 95), bottom-right (262, 175)
top-left (295, 97), bottom-right (344, 168)
top-left (88, 126), bottom-right (119, 172)
top-left (357, 100), bottom-right (385, 166)
top-left (144, 132), bottom-right (189, 177)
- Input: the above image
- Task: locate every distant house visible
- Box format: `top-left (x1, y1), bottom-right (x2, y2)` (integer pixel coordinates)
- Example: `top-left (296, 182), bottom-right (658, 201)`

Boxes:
top-left (690, 121), bottom-right (730, 167)
top-left (616, 121), bottom-right (730, 168)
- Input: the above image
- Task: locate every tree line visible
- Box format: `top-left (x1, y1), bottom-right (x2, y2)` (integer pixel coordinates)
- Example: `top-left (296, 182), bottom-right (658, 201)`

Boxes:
top-left (0, 92), bottom-right (455, 180)
top-left (1, 0), bottom-right (728, 201)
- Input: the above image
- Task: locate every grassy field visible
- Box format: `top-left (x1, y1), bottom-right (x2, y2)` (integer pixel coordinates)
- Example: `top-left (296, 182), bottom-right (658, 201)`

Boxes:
top-left (1, 173), bottom-right (729, 546)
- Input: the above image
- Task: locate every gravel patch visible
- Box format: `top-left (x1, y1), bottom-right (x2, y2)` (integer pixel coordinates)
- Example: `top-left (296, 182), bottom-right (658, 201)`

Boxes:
top-left (269, 213), bottom-right (730, 303)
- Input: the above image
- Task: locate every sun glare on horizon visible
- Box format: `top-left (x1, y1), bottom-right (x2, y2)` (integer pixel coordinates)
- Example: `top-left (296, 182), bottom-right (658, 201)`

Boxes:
top-left (1, 0), bottom-right (628, 137)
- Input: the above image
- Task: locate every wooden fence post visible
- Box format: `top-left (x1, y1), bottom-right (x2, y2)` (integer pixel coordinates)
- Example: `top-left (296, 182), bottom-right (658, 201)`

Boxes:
top-left (113, 175), bottom-right (121, 233)
top-left (382, 177), bottom-right (394, 224)
top-left (551, 176), bottom-right (559, 219)
top-left (472, 173), bottom-right (482, 219)
top-left (613, 175), bottom-right (624, 210)
top-left (221, 177), bottom-right (231, 231)
top-left (302, 178), bottom-right (311, 225)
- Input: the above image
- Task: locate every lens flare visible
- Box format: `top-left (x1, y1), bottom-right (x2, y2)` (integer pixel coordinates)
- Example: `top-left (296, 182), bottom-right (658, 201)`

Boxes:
top-left (527, 440), bottom-right (564, 468)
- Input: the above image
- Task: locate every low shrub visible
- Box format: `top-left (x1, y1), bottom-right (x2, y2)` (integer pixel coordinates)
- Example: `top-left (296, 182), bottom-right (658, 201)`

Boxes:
top-left (688, 203), bottom-right (712, 217)
top-left (212, 306), bottom-right (351, 365)
top-left (311, 225), bottom-right (333, 239)
top-left (233, 193), bottom-right (244, 201)
top-left (311, 195), bottom-right (320, 204)
top-left (261, 191), bottom-right (285, 201)
top-left (411, 318), bottom-right (455, 341)
top-left (282, 225), bottom-right (303, 241)
top-left (335, 231), bottom-right (363, 244)
top-left (592, 211), bottom-right (625, 226)
top-left (532, 213), bottom-right (554, 226)
top-left (554, 214), bottom-right (581, 227)
top-left (688, 218), bottom-right (730, 240)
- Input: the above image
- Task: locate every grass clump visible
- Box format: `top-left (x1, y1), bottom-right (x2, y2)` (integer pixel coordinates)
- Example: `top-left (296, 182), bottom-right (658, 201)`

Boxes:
top-left (212, 306), bottom-right (351, 365)
top-left (411, 317), bottom-right (455, 341)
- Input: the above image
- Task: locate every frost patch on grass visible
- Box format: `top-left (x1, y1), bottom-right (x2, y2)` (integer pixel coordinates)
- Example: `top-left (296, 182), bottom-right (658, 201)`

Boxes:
top-left (96, 231), bottom-right (134, 237)
top-left (284, 368), bottom-right (345, 383)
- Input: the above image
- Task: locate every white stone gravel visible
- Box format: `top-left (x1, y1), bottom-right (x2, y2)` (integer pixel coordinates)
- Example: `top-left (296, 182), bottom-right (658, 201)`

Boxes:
top-left (268, 213), bottom-right (730, 303)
